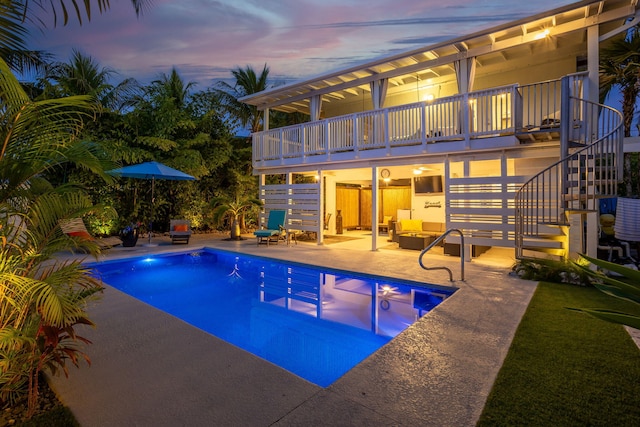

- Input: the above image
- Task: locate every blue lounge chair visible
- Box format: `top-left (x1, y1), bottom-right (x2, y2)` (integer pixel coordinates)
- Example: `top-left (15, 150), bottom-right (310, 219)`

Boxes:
top-left (254, 210), bottom-right (287, 246)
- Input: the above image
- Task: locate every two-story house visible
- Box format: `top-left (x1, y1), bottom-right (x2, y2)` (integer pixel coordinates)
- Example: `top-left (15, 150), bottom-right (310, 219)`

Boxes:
top-left (241, 0), bottom-right (639, 260)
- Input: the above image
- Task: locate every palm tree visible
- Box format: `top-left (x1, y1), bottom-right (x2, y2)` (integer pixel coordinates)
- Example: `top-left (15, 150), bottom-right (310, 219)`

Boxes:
top-left (599, 25), bottom-right (640, 196)
top-left (0, 2), bottom-right (51, 74)
top-left (600, 26), bottom-right (640, 137)
top-left (16, 1), bottom-right (150, 26)
top-left (1, 2), bottom-right (151, 73)
top-left (43, 49), bottom-right (140, 112)
top-left (211, 195), bottom-right (262, 240)
top-left (216, 64), bottom-right (271, 138)
top-left (150, 67), bottom-right (196, 110)
top-left (0, 55), bottom-right (112, 415)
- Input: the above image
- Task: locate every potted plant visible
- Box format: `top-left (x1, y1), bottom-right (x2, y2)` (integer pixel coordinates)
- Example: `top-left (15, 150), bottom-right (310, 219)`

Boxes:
top-left (211, 196), bottom-right (262, 240)
top-left (119, 221), bottom-right (141, 247)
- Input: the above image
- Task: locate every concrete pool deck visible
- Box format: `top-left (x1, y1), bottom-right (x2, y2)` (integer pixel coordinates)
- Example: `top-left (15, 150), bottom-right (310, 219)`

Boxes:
top-left (49, 232), bottom-right (537, 426)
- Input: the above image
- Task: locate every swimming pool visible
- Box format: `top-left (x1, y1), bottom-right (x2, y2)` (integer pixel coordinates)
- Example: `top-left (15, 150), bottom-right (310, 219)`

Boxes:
top-left (89, 248), bottom-right (456, 386)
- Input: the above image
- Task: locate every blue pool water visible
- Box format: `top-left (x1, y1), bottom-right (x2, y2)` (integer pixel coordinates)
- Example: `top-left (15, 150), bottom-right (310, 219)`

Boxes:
top-left (89, 249), bottom-right (456, 386)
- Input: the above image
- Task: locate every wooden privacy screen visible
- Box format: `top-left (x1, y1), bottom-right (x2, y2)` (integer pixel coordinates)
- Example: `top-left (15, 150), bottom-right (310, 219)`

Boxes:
top-left (336, 187), bottom-right (360, 229)
top-left (380, 187), bottom-right (411, 221)
top-left (336, 186), bottom-right (411, 230)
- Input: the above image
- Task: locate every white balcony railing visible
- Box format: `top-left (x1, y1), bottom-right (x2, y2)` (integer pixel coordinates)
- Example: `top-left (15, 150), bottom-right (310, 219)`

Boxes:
top-left (252, 76), bottom-right (587, 166)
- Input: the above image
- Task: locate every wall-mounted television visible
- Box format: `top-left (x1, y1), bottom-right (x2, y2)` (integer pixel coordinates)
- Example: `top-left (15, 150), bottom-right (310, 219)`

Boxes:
top-left (414, 175), bottom-right (443, 194)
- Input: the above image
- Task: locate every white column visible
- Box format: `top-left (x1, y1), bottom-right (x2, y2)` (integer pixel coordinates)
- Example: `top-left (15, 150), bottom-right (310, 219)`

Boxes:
top-left (587, 26), bottom-right (599, 105)
top-left (369, 79), bottom-right (389, 109)
top-left (454, 58), bottom-right (476, 93)
top-left (372, 166), bottom-right (379, 251)
top-left (263, 108), bottom-right (270, 131)
top-left (310, 96), bottom-right (322, 122)
top-left (317, 169), bottom-right (324, 245)
top-left (325, 174), bottom-right (337, 235)
top-left (455, 58), bottom-right (476, 148)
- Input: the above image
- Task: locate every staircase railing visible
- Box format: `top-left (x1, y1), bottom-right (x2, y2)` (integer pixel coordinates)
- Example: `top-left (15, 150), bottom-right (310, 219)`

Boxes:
top-left (514, 93), bottom-right (623, 259)
top-left (418, 229), bottom-right (465, 282)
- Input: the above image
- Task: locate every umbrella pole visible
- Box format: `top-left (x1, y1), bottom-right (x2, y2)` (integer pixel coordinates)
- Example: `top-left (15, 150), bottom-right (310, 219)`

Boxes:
top-left (149, 177), bottom-right (155, 244)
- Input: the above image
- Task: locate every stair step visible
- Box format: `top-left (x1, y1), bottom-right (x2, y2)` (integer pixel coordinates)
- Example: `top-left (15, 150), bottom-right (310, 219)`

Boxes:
top-left (562, 193), bottom-right (598, 202)
top-left (521, 238), bottom-right (564, 249)
top-left (538, 221), bottom-right (570, 227)
top-left (519, 250), bottom-right (565, 261)
top-left (535, 233), bottom-right (566, 241)
top-left (568, 141), bottom-right (587, 148)
top-left (565, 208), bottom-right (597, 214)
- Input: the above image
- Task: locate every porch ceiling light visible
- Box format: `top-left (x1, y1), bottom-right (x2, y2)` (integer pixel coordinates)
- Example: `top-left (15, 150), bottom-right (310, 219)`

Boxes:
top-left (412, 168), bottom-right (423, 175)
top-left (534, 29), bottom-right (550, 40)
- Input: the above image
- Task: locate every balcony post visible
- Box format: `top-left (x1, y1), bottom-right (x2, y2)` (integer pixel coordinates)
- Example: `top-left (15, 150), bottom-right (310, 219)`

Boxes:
top-left (353, 113), bottom-right (360, 158)
top-left (421, 102), bottom-right (428, 152)
top-left (384, 109), bottom-right (390, 152)
top-left (560, 76), bottom-right (570, 159)
top-left (279, 129), bottom-right (284, 165)
top-left (324, 120), bottom-right (330, 160)
top-left (462, 93), bottom-right (470, 148)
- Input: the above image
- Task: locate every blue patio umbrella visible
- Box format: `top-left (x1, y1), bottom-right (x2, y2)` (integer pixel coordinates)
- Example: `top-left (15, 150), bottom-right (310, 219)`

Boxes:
top-left (107, 161), bottom-right (196, 245)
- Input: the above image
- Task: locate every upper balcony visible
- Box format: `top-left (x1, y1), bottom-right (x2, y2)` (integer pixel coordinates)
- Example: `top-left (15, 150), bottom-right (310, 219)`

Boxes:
top-left (252, 74), bottom-right (587, 171)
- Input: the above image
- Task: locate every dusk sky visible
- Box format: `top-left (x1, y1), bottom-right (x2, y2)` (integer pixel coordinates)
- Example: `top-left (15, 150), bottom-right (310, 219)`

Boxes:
top-left (26, 0), bottom-right (577, 88)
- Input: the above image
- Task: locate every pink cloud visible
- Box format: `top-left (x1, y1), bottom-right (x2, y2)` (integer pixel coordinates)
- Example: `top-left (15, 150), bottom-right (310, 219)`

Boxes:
top-left (25, 0), bottom-right (576, 87)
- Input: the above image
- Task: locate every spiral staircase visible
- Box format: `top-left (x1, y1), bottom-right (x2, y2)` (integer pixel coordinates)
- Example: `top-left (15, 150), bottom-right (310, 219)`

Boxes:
top-left (515, 83), bottom-right (624, 260)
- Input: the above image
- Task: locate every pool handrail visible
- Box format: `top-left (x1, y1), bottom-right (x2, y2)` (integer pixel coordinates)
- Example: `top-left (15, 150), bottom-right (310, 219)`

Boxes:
top-left (418, 229), bottom-right (465, 282)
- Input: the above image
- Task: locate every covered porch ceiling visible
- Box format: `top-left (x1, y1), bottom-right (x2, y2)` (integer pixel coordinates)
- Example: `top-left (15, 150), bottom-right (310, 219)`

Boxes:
top-left (240, 0), bottom-right (640, 115)
top-left (297, 164), bottom-right (445, 186)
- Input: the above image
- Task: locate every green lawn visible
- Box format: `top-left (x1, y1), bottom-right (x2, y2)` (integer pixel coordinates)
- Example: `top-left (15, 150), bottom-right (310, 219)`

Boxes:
top-left (478, 281), bottom-right (640, 426)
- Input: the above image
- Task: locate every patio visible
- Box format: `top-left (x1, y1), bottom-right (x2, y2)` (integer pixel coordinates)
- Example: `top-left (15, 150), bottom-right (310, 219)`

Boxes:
top-left (50, 232), bottom-right (535, 426)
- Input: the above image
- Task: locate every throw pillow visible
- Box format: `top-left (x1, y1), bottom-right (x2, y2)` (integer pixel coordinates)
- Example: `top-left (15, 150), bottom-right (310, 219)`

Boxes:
top-left (173, 224), bottom-right (189, 232)
top-left (400, 219), bottom-right (422, 232)
top-left (68, 231), bottom-right (93, 240)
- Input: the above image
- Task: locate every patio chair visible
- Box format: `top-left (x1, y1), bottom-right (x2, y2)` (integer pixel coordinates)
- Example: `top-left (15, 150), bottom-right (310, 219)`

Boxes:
top-left (254, 210), bottom-right (287, 246)
top-left (59, 218), bottom-right (122, 249)
top-left (170, 219), bottom-right (192, 244)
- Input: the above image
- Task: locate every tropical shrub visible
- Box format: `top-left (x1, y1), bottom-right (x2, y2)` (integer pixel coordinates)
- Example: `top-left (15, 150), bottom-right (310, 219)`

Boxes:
top-left (0, 56), bottom-right (109, 417)
top-left (210, 195), bottom-right (262, 239)
top-left (569, 254), bottom-right (640, 328)
top-left (512, 257), bottom-right (594, 286)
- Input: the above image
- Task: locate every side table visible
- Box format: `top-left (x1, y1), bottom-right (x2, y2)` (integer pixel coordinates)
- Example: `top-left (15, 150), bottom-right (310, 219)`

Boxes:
top-left (287, 230), bottom-right (300, 246)
top-left (398, 234), bottom-right (435, 250)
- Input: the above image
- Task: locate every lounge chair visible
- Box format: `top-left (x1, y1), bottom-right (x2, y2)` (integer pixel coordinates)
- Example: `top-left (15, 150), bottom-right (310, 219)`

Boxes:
top-left (254, 210), bottom-right (287, 246)
top-left (170, 219), bottom-right (192, 244)
top-left (378, 215), bottom-right (393, 234)
top-left (59, 218), bottom-right (122, 249)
